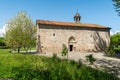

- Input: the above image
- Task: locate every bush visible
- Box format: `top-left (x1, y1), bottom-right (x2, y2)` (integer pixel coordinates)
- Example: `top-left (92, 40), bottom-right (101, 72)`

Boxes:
top-left (52, 53), bottom-right (61, 62)
top-left (13, 65), bottom-right (51, 80)
top-left (0, 46), bottom-right (10, 49)
top-left (106, 32), bottom-right (120, 56)
top-left (105, 47), bottom-right (115, 57)
top-left (86, 54), bottom-right (96, 64)
top-left (77, 59), bottom-right (83, 69)
top-left (61, 44), bottom-right (68, 57)
top-left (52, 53), bottom-right (57, 58)
top-left (0, 37), bottom-right (6, 46)
top-left (0, 37), bottom-right (9, 49)
top-left (114, 47), bottom-right (120, 53)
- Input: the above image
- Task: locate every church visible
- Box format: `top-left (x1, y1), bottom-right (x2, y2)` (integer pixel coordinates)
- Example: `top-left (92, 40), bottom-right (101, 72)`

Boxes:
top-left (36, 12), bottom-right (111, 54)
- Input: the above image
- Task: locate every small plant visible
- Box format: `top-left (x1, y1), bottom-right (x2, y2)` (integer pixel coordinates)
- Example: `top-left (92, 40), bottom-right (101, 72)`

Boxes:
top-left (105, 47), bottom-right (115, 57)
top-left (61, 44), bottom-right (68, 57)
top-left (70, 60), bottom-right (76, 65)
top-left (52, 53), bottom-right (61, 62)
top-left (77, 59), bottom-right (83, 68)
top-left (52, 53), bottom-right (57, 58)
top-left (86, 54), bottom-right (96, 65)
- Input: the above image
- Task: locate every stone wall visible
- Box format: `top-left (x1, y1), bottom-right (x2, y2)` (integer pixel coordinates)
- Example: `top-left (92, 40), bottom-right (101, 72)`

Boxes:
top-left (37, 24), bottom-right (110, 54)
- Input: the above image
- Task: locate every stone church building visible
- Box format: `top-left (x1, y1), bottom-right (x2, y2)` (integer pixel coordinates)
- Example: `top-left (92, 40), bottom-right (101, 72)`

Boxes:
top-left (36, 12), bottom-right (111, 54)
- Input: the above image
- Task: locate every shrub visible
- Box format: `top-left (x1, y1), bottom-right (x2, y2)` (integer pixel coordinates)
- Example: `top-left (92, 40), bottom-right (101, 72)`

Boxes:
top-left (0, 46), bottom-right (10, 49)
top-left (77, 59), bottom-right (83, 69)
top-left (0, 37), bottom-right (9, 49)
top-left (52, 53), bottom-right (61, 62)
top-left (61, 44), bottom-right (68, 57)
top-left (52, 53), bottom-right (57, 58)
top-left (0, 37), bottom-right (6, 46)
top-left (13, 65), bottom-right (51, 80)
top-left (105, 47), bottom-right (115, 57)
top-left (86, 54), bottom-right (96, 64)
top-left (69, 60), bottom-right (76, 65)
top-left (114, 47), bottom-right (120, 53)
top-left (106, 32), bottom-right (120, 57)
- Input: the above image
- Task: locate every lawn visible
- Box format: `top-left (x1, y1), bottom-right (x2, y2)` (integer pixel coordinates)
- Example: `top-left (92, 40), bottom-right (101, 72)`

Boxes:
top-left (0, 49), bottom-right (119, 80)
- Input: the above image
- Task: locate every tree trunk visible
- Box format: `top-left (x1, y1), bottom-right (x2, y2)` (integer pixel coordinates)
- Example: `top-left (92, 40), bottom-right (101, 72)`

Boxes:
top-left (18, 47), bottom-right (21, 53)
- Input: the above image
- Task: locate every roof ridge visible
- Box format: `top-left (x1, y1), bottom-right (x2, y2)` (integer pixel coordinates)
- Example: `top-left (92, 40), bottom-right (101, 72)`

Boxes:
top-left (36, 20), bottom-right (111, 29)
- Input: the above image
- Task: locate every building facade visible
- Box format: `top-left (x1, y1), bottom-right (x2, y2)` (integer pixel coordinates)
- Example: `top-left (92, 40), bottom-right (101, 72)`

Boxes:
top-left (36, 13), bottom-right (111, 54)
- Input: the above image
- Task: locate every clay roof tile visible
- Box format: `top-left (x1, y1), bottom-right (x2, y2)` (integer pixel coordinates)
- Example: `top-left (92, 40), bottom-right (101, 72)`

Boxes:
top-left (36, 20), bottom-right (111, 29)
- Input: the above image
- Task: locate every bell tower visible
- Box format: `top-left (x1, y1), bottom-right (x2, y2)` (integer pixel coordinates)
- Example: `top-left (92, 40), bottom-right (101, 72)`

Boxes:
top-left (74, 11), bottom-right (81, 23)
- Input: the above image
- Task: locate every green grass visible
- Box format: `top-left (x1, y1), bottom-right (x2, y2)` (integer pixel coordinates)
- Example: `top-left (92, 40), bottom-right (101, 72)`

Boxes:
top-left (0, 49), bottom-right (119, 80)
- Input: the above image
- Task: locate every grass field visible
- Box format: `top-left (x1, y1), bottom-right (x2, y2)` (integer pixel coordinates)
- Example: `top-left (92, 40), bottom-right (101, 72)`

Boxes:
top-left (0, 49), bottom-right (119, 80)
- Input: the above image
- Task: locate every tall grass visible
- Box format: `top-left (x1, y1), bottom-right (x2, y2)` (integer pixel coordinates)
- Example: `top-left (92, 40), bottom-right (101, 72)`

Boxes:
top-left (0, 49), bottom-right (119, 80)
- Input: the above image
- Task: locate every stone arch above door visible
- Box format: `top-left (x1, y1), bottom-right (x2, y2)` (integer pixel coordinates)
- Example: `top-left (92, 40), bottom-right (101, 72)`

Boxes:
top-left (68, 36), bottom-right (76, 52)
top-left (69, 36), bottom-right (76, 43)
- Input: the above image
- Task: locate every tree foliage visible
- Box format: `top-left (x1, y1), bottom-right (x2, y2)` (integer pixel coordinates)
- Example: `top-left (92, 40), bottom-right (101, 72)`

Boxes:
top-left (111, 32), bottom-right (120, 52)
top-left (113, 0), bottom-right (120, 16)
top-left (105, 32), bottom-right (120, 56)
top-left (5, 11), bottom-right (36, 53)
top-left (111, 33), bottom-right (120, 47)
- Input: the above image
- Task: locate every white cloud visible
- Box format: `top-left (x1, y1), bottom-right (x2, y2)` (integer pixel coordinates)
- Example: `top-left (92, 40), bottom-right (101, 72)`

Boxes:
top-left (110, 30), bottom-right (120, 36)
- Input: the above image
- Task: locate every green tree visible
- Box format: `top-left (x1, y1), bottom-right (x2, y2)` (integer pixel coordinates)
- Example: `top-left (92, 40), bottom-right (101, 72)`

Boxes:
top-left (105, 32), bottom-right (120, 56)
top-left (5, 11), bottom-right (36, 53)
top-left (113, 0), bottom-right (120, 16)
top-left (111, 32), bottom-right (120, 52)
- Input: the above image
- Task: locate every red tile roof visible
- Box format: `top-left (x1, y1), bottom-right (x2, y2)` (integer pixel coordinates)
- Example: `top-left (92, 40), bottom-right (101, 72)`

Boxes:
top-left (36, 20), bottom-right (110, 29)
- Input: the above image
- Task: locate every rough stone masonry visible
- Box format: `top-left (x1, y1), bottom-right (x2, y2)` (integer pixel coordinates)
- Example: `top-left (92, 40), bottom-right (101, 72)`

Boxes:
top-left (36, 12), bottom-right (111, 54)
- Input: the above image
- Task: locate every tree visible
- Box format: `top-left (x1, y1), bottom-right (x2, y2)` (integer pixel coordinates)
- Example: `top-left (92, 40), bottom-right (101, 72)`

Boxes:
top-left (113, 0), bottom-right (120, 16)
top-left (110, 32), bottom-right (120, 52)
top-left (105, 32), bottom-right (120, 56)
top-left (5, 11), bottom-right (36, 53)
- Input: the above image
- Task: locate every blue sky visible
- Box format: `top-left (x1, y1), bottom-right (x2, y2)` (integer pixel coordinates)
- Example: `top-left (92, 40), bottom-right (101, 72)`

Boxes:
top-left (0, 0), bottom-right (120, 34)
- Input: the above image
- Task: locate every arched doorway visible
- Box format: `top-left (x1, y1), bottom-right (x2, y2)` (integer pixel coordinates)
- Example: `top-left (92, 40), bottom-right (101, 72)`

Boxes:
top-left (68, 36), bottom-right (76, 52)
